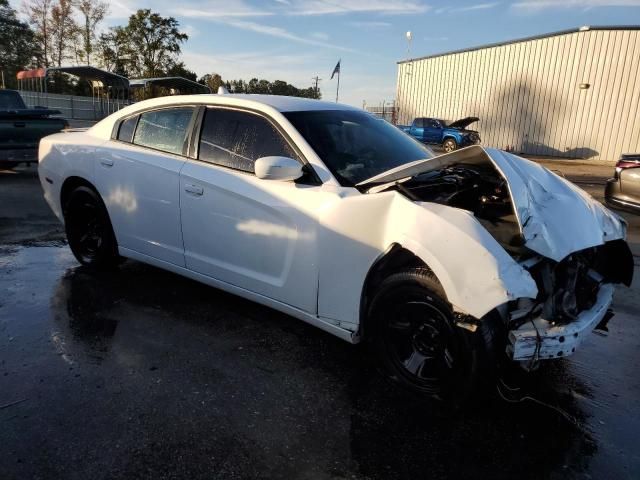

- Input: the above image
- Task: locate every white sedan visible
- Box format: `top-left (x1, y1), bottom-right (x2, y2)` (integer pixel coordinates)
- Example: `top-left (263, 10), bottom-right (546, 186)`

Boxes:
top-left (38, 94), bottom-right (633, 398)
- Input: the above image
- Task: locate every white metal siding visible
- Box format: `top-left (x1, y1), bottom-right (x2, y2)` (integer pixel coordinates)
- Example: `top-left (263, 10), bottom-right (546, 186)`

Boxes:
top-left (396, 29), bottom-right (640, 162)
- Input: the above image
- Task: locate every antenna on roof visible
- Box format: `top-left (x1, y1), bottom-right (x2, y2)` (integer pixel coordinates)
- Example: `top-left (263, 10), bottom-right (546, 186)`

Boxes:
top-left (217, 86), bottom-right (229, 94)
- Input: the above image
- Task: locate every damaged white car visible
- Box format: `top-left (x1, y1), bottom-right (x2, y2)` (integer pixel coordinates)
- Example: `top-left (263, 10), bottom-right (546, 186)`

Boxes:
top-left (38, 95), bottom-right (634, 397)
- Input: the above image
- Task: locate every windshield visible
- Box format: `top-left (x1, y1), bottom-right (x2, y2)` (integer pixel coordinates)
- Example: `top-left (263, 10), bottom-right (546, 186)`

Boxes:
top-left (0, 91), bottom-right (27, 110)
top-left (284, 110), bottom-right (434, 186)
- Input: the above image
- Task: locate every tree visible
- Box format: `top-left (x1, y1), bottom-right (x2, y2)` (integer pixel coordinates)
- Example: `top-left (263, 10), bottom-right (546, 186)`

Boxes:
top-left (121, 9), bottom-right (188, 78)
top-left (222, 77), bottom-right (321, 99)
top-left (23, 0), bottom-right (54, 67)
top-left (49, 0), bottom-right (76, 67)
top-left (166, 62), bottom-right (197, 81)
top-left (73, 0), bottom-right (109, 65)
top-left (96, 27), bottom-right (131, 76)
top-left (0, 0), bottom-right (40, 87)
top-left (198, 73), bottom-right (224, 92)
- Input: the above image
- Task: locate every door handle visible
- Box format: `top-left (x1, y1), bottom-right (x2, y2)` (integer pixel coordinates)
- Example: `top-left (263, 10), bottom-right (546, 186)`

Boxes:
top-left (100, 158), bottom-right (114, 167)
top-left (184, 184), bottom-right (204, 196)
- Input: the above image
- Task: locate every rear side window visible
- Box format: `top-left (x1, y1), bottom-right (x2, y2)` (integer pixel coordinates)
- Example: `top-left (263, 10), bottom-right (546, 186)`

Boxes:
top-left (133, 108), bottom-right (194, 155)
top-left (117, 116), bottom-right (138, 143)
top-left (198, 108), bottom-right (299, 173)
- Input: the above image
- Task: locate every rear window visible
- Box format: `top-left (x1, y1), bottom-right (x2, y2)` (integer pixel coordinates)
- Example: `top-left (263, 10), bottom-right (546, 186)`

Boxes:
top-left (133, 108), bottom-right (194, 155)
top-left (0, 91), bottom-right (26, 110)
top-left (117, 116), bottom-right (138, 143)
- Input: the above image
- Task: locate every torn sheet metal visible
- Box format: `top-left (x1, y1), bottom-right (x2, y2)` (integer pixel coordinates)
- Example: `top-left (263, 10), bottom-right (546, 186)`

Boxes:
top-left (507, 284), bottom-right (615, 361)
top-left (359, 146), bottom-right (626, 262)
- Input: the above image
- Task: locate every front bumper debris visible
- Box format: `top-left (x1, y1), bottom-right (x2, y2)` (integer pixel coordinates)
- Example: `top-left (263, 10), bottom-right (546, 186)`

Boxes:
top-left (507, 284), bottom-right (615, 361)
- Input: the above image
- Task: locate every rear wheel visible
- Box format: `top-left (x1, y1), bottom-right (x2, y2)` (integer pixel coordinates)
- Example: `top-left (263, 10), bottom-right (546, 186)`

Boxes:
top-left (64, 186), bottom-right (122, 269)
top-left (443, 138), bottom-right (458, 153)
top-left (368, 268), bottom-right (500, 400)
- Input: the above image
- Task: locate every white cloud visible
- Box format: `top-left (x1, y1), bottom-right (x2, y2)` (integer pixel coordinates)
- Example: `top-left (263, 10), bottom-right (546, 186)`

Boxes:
top-left (512, 0), bottom-right (640, 11)
top-left (281, 0), bottom-right (430, 15)
top-left (435, 2), bottom-right (500, 13)
top-left (348, 21), bottom-right (393, 28)
top-left (181, 16), bottom-right (357, 52)
top-left (311, 32), bottom-right (330, 41)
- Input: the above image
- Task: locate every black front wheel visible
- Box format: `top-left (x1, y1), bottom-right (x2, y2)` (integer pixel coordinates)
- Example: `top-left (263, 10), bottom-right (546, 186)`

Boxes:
top-left (64, 186), bottom-right (122, 269)
top-left (369, 268), bottom-right (500, 400)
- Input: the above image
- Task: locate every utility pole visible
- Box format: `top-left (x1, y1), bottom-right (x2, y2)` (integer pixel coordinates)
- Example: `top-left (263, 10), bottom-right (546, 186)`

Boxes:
top-left (311, 76), bottom-right (321, 98)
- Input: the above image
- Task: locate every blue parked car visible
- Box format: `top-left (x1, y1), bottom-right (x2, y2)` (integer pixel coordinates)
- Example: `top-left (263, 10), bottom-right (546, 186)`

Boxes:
top-left (399, 116), bottom-right (480, 152)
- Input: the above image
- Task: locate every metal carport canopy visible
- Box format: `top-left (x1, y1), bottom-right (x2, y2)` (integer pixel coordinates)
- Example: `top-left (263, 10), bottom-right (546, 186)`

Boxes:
top-left (44, 66), bottom-right (129, 88)
top-left (129, 77), bottom-right (211, 93)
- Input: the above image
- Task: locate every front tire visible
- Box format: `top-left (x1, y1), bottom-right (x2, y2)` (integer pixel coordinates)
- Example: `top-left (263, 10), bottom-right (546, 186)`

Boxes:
top-left (442, 138), bottom-right (458, 153)
top-left (368, 268), bottom-right (500, 400)
top-left (64, 186), bottom-right (122, 269)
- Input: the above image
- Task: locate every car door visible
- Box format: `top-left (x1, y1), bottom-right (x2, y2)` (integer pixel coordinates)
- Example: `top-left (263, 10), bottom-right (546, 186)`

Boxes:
top-left (94, 106), bottom-right (196, 266)
top-left (423, 119), bottom-right (443, 143)
top-left (179, 107), bottom-right (330, 314)
top-left (410, 117), bottom-right (425, 141)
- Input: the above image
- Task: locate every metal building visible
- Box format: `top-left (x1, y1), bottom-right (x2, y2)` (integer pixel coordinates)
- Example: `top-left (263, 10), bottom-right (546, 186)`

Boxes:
top-left (396, 26), bottom-right (640, 162)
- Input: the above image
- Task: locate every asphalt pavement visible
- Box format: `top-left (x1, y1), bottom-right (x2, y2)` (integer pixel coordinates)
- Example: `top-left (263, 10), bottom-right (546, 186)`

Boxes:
top-left (1, 164), bottom-right (639, 480)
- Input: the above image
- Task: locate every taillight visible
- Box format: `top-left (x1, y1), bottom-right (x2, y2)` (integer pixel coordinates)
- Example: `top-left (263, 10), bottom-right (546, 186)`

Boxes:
top-left (614, 155), bottom-right (640, 179)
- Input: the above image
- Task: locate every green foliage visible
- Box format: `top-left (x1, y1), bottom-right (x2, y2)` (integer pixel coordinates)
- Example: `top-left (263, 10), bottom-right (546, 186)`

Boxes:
top-left (166, 62), bottom-right (197, 81)
top-left (120, 9), bottom-right (188, 78)
top-left (0, 0), bottom-right (41, 87)
top-left (198, 73), bottom-right (224, 93)
top-left (222, 77), bottom-right (321, 99)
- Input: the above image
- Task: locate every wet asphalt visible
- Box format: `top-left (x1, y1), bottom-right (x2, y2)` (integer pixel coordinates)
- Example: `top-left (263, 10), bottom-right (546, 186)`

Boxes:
top-left (1, 166), bottom-right (639, 480)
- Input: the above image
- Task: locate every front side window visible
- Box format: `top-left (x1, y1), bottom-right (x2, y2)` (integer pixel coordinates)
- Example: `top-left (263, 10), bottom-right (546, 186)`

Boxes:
top-left (284, 110), bottom-right (433, 186)
top-left (133, 108), bottom-right (194, 155)
top-left (198, 108), bottom-right (299, 173)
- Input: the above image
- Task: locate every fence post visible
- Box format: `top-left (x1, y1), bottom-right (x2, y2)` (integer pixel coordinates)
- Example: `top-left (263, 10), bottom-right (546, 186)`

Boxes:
top-left (70, 95), bottom-right (74, 119)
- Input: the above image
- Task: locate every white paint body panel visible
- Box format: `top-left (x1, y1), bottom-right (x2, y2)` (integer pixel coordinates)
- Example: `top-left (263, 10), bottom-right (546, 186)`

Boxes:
top-left (37, 95), bottom-right (625, 345)
top-left (363, 145), bottom-right (627, 262)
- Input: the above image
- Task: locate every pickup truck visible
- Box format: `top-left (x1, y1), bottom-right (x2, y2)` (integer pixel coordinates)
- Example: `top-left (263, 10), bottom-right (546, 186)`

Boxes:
top-left (399, 116), bottom-right (480, 152)
top-left (0, 89), bottom-right (68, 169)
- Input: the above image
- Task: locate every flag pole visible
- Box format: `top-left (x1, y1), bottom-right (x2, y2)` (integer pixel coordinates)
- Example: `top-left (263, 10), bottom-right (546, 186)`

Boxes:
top-left (335, 69), bottom-right (340, 103)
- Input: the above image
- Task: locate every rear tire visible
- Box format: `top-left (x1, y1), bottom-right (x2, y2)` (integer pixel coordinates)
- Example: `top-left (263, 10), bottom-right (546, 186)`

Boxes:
top-left (443, 138), bottom-right (458, 153)
top-left (64, 186), bottom-right (123, 269)
top-left (368, 268), bottom-right (501, 401)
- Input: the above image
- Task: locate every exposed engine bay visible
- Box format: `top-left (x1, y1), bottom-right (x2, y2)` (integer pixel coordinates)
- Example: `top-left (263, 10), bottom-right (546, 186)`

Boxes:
top-left (374, 154), bottom-right (634, 364)
top-left (399, 163), bottom-right (523, 254)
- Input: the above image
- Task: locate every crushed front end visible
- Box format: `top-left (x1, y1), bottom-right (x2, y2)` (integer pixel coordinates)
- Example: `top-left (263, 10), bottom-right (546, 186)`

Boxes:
top-left (506, 240), bottom-right (633, 365)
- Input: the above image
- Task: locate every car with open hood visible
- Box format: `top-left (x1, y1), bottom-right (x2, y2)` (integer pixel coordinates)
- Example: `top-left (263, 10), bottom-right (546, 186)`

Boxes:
top-left (38, 95), bottom-right (633, 399)
top-left (398, 116), bottom-right (480, 152)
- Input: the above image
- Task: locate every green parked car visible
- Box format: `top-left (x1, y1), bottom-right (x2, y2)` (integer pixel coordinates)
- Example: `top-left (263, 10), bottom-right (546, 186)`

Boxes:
top-left (0, 89), bottom-right (68, 170)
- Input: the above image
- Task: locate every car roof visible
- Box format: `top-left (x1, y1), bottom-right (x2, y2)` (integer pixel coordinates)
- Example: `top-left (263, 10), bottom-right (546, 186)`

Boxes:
top-left (121, 94), bottom-right (359, 113)
top-left (89, 93), bottom-right (362, 143)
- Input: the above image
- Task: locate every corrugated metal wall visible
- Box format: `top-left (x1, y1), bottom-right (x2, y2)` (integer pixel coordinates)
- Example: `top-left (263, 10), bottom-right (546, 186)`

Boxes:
top-left (396, 29), bottom-right (640, 162)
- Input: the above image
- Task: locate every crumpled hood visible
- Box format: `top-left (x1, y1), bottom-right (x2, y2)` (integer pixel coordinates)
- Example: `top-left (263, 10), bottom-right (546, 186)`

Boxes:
top-left (485, 148), bottom-right (625, 261)
top-left (359, 145), bottom-right (626, 262)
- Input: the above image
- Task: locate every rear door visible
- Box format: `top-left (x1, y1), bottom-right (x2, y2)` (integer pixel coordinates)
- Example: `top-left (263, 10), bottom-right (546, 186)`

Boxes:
top-left (94, 106), bottom-right (196, 266)
top-left (410, 118), bottom-right (425, 141)
top-left (180, 107), bottom-right (329, 313)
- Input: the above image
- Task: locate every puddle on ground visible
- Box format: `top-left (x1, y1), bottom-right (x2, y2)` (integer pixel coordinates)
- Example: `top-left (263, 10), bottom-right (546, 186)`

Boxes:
top-left (1, 244), bottom-right (639, 479)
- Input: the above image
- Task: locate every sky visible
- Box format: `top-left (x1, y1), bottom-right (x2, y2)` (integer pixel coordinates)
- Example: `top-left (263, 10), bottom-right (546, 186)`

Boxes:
top-left (17, 0), bottom-right (640, 106)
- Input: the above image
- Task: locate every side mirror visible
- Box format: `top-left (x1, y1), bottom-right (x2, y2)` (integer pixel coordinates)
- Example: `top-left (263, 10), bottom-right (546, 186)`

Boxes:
top-left (255, 156), bottom-right (304, 181)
